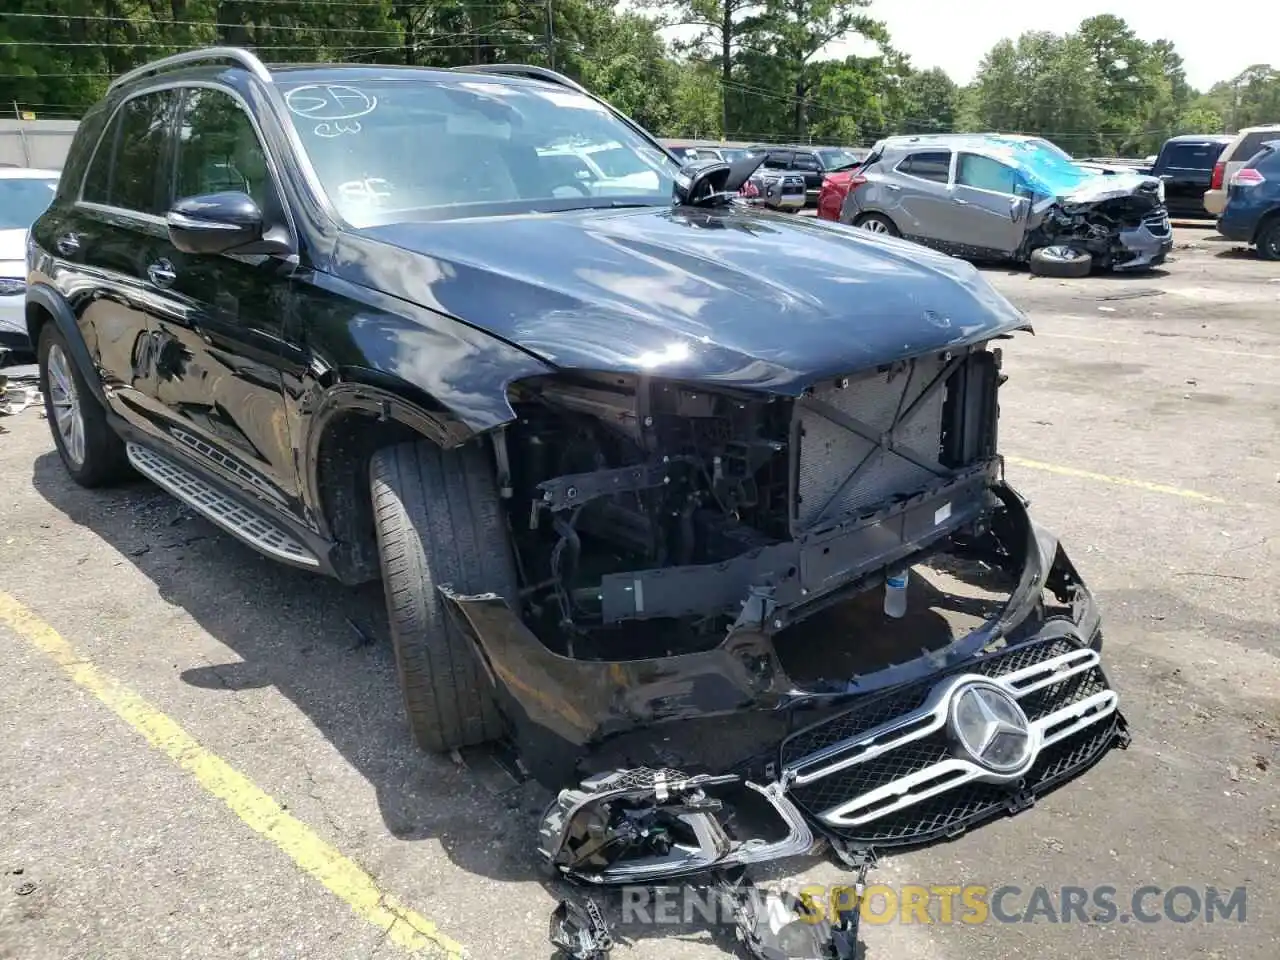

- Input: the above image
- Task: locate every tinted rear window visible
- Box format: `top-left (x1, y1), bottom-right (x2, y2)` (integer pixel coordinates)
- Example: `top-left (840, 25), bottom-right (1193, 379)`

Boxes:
top-left (1162, 141), bottom-right (1227, 169)
top-left (898, 150), bottom-right (950, 182)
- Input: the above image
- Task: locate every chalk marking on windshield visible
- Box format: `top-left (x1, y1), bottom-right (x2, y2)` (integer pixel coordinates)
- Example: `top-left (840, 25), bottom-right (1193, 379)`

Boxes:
top-left (315, 119), bottom-right (363, 138)
top-left (284, 85), bottom-right (378, 135)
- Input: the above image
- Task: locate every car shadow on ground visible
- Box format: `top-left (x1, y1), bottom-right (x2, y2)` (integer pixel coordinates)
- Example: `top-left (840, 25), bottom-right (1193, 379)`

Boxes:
top-left (30, 449), bottom-right (544, 883)
top-left (30, 449), bottom-right (878, 958)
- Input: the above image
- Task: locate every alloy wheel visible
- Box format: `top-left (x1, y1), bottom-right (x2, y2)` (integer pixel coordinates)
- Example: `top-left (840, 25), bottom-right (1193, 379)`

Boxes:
top-left (860, 218), bottom-right (889, 234)
top-left (47, 343), bottom-right (85, 467)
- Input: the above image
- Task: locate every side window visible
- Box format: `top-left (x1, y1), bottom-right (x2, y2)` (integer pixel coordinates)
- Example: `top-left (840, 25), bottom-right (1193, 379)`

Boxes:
top-left (175, 88), bottom-right (277, 213)
top-left (1237, 131), bottom-right (1279, 161)
top-left (81, 114), bottom-right (121, 204)
top-left (957, 153), bottom-right (1017, 194)
top-left (81, 91), bottom-right (177, 214)
top-left (114, 92), bottom-right (180, 214)
top-left (898, 151), bottom-right (950, 183)
top-left (792, 153), bottom-right (820, 171)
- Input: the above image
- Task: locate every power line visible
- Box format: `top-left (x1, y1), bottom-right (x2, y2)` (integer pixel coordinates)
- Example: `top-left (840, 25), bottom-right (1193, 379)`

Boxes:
top-left (0, 39), bottom-right (543, 50)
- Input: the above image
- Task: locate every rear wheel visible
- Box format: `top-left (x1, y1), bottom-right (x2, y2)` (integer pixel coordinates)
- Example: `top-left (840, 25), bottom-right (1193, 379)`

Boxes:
top-left (853, 213), bottom-right (900, 237)
top-left (1029, 245), bottom-right (1093, 278)
top-left (37, 322), bottom-right (130, 487)
top-left (370, 439), bottom-right (515, 752)
top-left (1256, 217), bottom-right (1280, 261)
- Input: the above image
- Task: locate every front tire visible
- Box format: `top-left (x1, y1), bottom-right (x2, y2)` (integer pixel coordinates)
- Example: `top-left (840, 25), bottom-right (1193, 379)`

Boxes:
top-left (370, 440), bottom-right (515, 753)
top-left (37, 322), bottom-right (130, 487)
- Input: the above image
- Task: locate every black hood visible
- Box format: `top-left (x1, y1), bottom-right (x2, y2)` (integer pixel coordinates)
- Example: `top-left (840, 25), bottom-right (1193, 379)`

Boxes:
top-left (336, 205), bottom-right (1031, 394)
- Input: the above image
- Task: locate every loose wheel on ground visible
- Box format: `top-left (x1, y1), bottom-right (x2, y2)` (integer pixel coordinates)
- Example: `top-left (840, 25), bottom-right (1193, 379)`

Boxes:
top-left (1029, 245), bottom-right (1093, 278)
top-left (370, 439), bottom-right (515, 752)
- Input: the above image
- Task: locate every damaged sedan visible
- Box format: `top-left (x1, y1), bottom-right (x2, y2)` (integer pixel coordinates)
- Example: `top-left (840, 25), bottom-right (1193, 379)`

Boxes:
top-left (839, 133), bottom-right (1173, 277)
top-left (30, 50), bottom-right (1128, 926)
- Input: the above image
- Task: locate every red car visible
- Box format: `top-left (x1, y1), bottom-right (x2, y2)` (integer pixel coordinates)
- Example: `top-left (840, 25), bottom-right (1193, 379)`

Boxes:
top-left (817, 165), bottom-right (865, 221)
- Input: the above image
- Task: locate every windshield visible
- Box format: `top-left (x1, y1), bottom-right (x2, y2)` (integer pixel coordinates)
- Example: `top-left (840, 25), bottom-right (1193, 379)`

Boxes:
top-left (988, 138), bottom-right (1095, 195)
top-left (718, 148), bottom-right (747, 163)
top-left (279, 76), bottom-right (679, 225)
top-left (0, 176), bottom-right (58, 229)
top-left (817, 148), bottom-right (860, 170)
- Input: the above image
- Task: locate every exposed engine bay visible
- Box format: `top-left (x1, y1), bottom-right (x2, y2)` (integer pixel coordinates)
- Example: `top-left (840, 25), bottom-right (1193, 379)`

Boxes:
top-left (499, 343), bottom-right (1002, 661)
top-left (1029, 180), bottom-right (1172, 270)
top-left (436, 337), bottom-right (1129, 954)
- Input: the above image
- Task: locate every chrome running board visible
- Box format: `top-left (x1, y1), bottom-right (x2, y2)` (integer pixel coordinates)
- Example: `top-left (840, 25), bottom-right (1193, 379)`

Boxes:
top-left (125, 442), bottom-right (319, 568)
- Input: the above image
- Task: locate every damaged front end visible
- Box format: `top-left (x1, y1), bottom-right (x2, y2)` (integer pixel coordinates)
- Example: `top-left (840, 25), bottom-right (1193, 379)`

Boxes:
top-left (439, 333), bottom-right (1128, 882)
top-left (1030, 174), bottom-right (1173, 271)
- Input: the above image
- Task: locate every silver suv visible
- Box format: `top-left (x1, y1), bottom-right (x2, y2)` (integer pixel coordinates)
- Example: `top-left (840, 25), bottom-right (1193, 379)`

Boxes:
top-left (840, 134), bottom-right (1173, 276)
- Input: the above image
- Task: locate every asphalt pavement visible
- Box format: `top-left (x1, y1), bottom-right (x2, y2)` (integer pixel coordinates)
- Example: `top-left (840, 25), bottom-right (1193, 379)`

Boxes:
top-left (1, 225), bottom-right (1277, 959)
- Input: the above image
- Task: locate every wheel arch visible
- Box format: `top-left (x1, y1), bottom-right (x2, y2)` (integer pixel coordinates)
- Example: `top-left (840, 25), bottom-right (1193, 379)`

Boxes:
top-left (1252, 206), bottom-right (1280, 245)
top-left (303, 375), bottom-right (523, 585)
top-left (25, 284), bottom-right (108, 407)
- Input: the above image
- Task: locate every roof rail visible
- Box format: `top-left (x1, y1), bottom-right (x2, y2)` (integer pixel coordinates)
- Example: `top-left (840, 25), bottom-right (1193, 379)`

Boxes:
top-left (108, 46), bottom-right (272, 93)
top-left (450, 63), bottom-right (588, 95)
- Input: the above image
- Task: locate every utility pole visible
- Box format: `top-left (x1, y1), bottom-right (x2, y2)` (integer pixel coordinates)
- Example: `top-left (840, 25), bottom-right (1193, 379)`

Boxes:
top-left (545, 0), bottom-right (555, 70)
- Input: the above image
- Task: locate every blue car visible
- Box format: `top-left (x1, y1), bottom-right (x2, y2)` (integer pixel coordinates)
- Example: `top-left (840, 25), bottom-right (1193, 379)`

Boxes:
top-left (1217, 139), bottom-right (1280, 261)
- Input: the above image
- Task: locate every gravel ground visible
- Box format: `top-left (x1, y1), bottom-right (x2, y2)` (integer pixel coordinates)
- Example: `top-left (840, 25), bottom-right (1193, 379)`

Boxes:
top-left (1, 225), bottom-right (1277, 959)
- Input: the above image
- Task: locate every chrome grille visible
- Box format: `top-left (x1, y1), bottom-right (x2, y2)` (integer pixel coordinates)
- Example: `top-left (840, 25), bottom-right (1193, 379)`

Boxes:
top-left (792, 355), bottom-right (950, 532)
top-left (780, 634), bottom-right (1122, 845)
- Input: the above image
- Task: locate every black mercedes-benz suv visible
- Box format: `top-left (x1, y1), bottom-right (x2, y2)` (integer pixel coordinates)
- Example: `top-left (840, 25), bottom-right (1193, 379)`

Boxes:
top-left (27, 48), bottom-right (1126, 884)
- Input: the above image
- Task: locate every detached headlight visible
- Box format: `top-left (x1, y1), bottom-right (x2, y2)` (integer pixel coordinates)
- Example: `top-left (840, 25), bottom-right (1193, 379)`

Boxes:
top-left (0, 277), bottom-right (27, 297)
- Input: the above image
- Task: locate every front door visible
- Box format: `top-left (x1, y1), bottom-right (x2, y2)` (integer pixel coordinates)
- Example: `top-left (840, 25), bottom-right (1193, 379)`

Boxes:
top-left (950, 152), bottom-right (1027, 257)
top-left (143, 85), bottom-right (307, 517)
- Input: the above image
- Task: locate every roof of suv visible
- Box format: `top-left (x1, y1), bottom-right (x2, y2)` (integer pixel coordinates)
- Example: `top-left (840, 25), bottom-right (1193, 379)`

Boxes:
top-left (107, 48), bottom-right (586, 100)
top-left (1164, 134), bottom-right (1233, 144)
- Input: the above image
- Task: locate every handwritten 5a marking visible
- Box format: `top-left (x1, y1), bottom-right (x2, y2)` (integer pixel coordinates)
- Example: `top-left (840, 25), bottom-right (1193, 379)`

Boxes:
top-left (285, 84), bottom-right (377, 137)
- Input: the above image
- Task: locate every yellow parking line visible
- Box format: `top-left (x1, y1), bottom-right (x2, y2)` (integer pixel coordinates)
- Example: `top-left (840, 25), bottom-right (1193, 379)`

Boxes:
top-left (0, 592), bottom-right (464, 959)
top-left (1005, 456), bottom-right (1227, 504)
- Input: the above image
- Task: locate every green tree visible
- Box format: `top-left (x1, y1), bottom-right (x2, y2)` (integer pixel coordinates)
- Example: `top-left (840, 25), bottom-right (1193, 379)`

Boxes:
top-left (899, 66), bottom-right (957, 133)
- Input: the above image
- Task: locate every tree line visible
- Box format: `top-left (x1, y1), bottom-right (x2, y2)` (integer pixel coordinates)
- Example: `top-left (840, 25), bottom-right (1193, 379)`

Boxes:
top-left (1, 2), bottom-right (1276, 155)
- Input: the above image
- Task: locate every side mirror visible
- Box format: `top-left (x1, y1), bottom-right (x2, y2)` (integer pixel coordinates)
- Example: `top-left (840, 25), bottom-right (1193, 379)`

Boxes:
top-left (1010, 195), bottom-right (1030, 222)
top-left (167, 192), bottom-right (271, 256)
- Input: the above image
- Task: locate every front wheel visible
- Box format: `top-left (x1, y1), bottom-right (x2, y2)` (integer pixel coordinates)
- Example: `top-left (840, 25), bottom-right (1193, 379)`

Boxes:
top-left (1029, 245), bottom-right (1093, 278)
top-left (853, 213), bottom-right (900, 237)
top-left (370, 439), bottom-right (515, 752)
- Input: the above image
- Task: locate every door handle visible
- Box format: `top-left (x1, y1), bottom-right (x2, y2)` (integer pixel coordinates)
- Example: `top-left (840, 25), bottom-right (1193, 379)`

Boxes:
top-left (953, 198), bottom-right (969, 205)
top-left (885, 184), bottom-right (901, 191)
top-left (55, 233), bottom-right (80, 256)
top-left (147, 259), bottom-right (177, 288)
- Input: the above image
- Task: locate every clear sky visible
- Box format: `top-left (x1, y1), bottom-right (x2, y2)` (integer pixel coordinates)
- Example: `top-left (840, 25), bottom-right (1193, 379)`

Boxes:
top-left (826, 1), bottom-right (1278, 92)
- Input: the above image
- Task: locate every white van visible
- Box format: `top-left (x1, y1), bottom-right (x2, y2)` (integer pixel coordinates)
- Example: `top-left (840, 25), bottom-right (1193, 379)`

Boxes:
top-left (1204, 124), bottom-right (1280, 215)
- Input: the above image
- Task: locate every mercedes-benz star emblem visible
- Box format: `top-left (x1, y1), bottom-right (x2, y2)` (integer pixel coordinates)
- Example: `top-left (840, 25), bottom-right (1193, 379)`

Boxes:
top-left (949, 681), bottom-right (1033, 775)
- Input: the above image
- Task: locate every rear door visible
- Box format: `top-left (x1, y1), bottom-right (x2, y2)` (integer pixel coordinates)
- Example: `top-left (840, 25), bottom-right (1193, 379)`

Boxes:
top-left (140, 84), bottom-right (307, 515)
top-left (60, 88), bottom-right (180, 441)
top-left (884, 149), bottom-right (954, 244)
top-left (950, 152), bottom-right (1027, 257)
